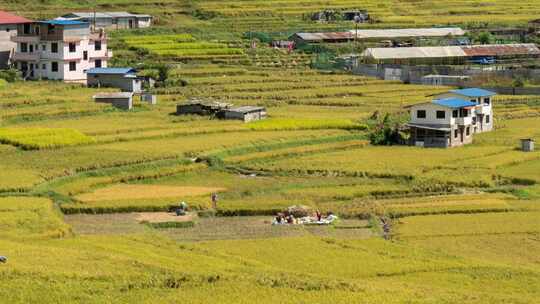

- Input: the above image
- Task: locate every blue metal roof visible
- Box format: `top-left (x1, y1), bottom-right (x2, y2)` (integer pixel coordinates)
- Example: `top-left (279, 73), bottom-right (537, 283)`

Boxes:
top-left (41, 20), bottom-right (88, 25)
top-left (450, 88), bottom-right (496, 97)
top-left (86, 68), bottom-right (136, 75)
top-left (433, 98), bottom-right (477, 108)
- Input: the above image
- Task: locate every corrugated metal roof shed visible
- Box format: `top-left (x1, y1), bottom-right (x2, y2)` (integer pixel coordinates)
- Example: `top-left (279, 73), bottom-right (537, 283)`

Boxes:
top-left (363, 44), bottom-right (540, 60)
top-left (86, 68), bottom-right (136, 75)
top-left (433, 98), bottom-right (477, 108)
top-left (349, 27), bottom-right (465, 39)
top-left (461, 44), bottom-right (540, 56)
top-left (227, 106), bottom-right (266, 114)
top-left (293, 32), bottom-right (353, 41)
top-left (362, 46), bottom-right (466, 60)
top-left (450, 88), bottom-right (496, 97)
top-left (94, 92), bottom-right (134, 99)
top-left (42, 20), bottom-right (87, 26)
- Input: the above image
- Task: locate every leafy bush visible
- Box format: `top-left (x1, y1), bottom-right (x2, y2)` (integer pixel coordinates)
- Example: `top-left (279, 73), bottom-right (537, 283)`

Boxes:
top-left (0, 69), bottom-right (21, 82)
top-left (367, 112), bottom-right (408, 145)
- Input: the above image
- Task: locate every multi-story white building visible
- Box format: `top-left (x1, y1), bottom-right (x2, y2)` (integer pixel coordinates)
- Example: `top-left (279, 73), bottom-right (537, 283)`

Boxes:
top-left (407, 88), bottom-right (495, 148)
top-left (0, 10), bottom-right (31, 69)
top-left (11, 20), bottom-right (112, 82)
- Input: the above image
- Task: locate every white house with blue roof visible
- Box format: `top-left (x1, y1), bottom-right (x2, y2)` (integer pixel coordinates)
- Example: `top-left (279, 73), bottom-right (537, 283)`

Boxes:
top-left (407, 88), bottom-right (496, 148)
top-left (11, 19), bottom-right (112, 82)
top-left (434, 88), bottom-right (495, 133)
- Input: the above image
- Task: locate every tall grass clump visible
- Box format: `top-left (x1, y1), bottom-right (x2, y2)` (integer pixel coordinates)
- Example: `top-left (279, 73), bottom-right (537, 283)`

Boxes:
top-left (0, 127), bottom-right (95, 150)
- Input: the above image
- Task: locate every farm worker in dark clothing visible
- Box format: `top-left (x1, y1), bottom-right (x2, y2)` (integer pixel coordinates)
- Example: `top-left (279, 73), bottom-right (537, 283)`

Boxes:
top-left (316, 210), bottom-right (322, 221)
top-left (211, 193), bottom-right (218, 209)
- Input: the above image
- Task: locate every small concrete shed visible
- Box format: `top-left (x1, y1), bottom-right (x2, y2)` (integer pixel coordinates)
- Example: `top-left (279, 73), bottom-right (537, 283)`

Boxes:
top-left (93, 92), bottom-right (133, 110)
top-left (221, 106), bottom-right (267, 122)
top-left (86, 68), bottom-right (142, 93)
top-left (521, 138), bottom-right (535, 152)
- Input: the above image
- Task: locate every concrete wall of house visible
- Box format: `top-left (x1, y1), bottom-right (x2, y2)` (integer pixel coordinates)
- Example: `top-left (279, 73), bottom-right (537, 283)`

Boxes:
top-left (223, 110), bottom-right (266, 122)
top-left (87, 74), bottom-right (141, 92)
top-left (0, 24), bottom-right (18, 68)
top-left (410, 103), bottom-right (453, 126)
top-left (13, 27), bottom-right (109, 81)
top-left (95, 97), bottom-right (132, 110)
top-left (137, 18), bottom-right (152, 28)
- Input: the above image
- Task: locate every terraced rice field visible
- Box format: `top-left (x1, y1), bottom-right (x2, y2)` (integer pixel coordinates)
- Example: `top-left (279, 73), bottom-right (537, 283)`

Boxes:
top-left (0, 0), bottom-right (540, 302)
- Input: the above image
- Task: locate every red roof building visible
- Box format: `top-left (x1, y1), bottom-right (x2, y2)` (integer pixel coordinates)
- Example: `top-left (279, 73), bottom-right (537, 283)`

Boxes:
top-left (0, 10), bottom-right (31, 25)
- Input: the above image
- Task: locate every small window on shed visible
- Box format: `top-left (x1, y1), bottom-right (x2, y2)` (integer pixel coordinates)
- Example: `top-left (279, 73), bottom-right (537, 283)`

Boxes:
top-left (436, 110), bottom-right (446, 119)
top-left (416, 110), bottom-right (426, 119)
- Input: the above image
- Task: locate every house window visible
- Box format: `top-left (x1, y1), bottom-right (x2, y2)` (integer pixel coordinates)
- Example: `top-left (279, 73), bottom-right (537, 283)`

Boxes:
top-left (94, 59), bottom-right (102, 68)
top-left (484, 97), bottom-right (490, 105)
top-left (466, 127), bottom-right (470, 136)
top-left (51, 43), bottom-right (58, 53)
top-left (436, 110), bottom-right (446, 119)
top-left (42, 64), bottom-right (46, 70)
top-left (454, 129), bottom-right (458, 138)
top-left (42, 44), bottom-right (46, 51)
top-left (95, 40), bottom-right (102, 51)
top-left (29, 44), bottom-right (33, 53)
top-left (51, 62), bottom-right (58, 72)
top-left (470, 99), bottom-right (476, 103)
top-left (486, 115), bottom-right (490, 124)
top-left (35, 26), bottom-right (39, 35)
top-left (452, 110), bottom-right (458, 118)
top-left (23, 23), bottom-right (30, 34)
top-left (69, 43), bottom-right (76, 53)
top-left (69, 62), bottom-right (76, 71)
top-left (416, 110), bottom-right (426, 119)
top-left (20, 42), bottom-right (28, 53)
top-left (83, 51), bottom-right (88, 60)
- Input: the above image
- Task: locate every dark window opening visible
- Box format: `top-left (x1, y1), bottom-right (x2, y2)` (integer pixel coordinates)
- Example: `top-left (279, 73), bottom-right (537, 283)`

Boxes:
top-left (29, 44), bottom-right (33, 53)
top-left (94, 59), bottom-right (102, 68)
top-left (23, 23), bottom-right (30, 34)
top-left (486, 115), bottom-right (490, 124)
top-left (69, 61), bottom-right (76, 71)
top-left (436, 110), bottom-right (446, 119)
top-left (452, 110), bottom-right (458, 118)
top-left (95, 40), bottom-right (102, 51)
top-left (484, 98), bottom-right (490, 105)
top-left (69, 43), bottom-right (76, 53)
top-left (51, 62), bottom-right (58, 72)
top-left (454, 129), bottom-right (458, 138)
top-left (83, 51), bottom-right (88, 60)
top-left (466, 127), bottom-right (470, 136)
top-left (51, 43), bottom-right (58, 53)
top-left (20, 43), bottom-right (28, 53)
top-left (416, 110), bottom-right (426, 119)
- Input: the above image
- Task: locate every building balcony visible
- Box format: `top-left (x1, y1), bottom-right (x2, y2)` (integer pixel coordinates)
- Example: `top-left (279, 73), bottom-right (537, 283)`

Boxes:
top-left (11, 35), bottom-right (40, 43)
top-left (11, 52), bottom-right (41, 62)
top-left (475, 105), bottom-right (491, 115)
top-left (456, 116), bottom-right (472, 126)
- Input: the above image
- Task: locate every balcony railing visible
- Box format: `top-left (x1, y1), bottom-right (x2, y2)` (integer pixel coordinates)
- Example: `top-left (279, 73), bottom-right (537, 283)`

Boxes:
top-left (475, 105), bottom-right (491, 115)
top-left (456, 116), bottom-right (472, 126)
top-left (11, 52), bottom-right (40, 62)
top-left (10, 35), bottom-right (40, 43)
